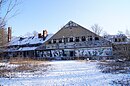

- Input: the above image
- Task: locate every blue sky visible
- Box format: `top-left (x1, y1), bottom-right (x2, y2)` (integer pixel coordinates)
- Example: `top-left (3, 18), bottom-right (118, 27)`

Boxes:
top-left (7, 0), bottom-right (130, 36)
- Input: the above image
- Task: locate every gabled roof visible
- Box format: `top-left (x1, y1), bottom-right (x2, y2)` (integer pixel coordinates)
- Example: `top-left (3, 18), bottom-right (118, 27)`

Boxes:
top-left (47, 21), bottom-right (101, 40)
top-left (63, 21), bottom-right (79, 28)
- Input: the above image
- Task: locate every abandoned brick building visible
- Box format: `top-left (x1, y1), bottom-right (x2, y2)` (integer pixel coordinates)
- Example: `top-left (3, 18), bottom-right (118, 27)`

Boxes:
top-left (0, 21), bottom-right (129, 60)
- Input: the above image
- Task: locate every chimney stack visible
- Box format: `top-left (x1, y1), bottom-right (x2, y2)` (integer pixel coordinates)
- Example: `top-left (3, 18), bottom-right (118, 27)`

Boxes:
top-left (38, 33), bottom-right (42, 38)
top-left (1, 28), bottom-right (4, 45)
top-left (8, 27), bottom-right (12, 42)
top-left (43, 30), bottom-right (48, 40)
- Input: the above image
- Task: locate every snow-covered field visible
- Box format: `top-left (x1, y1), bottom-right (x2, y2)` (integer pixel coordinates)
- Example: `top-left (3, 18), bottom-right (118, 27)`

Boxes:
top-left (0, 60), bottom-right (130, 86)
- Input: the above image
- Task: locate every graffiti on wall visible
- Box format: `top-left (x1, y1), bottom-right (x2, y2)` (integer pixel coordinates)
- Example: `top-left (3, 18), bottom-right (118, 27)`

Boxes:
top-left (37, 51), bottom-right (51, 58)
top-left (75, 47), bottom-right (112, 57)
top-left (51, 50), bottom-right (63, 57)
top-left (42, 51), bottom-right (51, 57)
top-left (37, 47), bottom-right (112, 58)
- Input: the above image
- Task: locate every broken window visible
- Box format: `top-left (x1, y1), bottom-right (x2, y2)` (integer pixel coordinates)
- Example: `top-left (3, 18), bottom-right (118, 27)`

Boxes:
top-left (69, 38), bottom-right (73, 42)
top-left (59, 38), bottom-right (62, 43)
top-left (53, 39), bottom-right (56, 43)
top-left (88, 36), bottom-right (92, 41)
top-left (118, 38), bottom-right (121, 42)
top-left (64, 38), bottom-right (68, 43)
top-left (81, 36), bottom-right (86, 41)
top-left (115, 38), bottom-right (117, 42)
top-left (122, 38), bottom-right (126, 42)
top-left (75, 37), bottom-right (80, 42)
top-left (48, 41), bottom-right (52, 44)
top-left (95, 37), bottom-right (99, 40)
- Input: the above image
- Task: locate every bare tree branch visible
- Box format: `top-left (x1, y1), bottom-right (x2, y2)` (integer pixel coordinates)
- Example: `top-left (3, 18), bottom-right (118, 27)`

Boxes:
top-left (0, 0), bottom-right (19, 28)
top-left (91, 24), bottom-right (103, 35)
top-left (0, 0), bottom-right (20, 47)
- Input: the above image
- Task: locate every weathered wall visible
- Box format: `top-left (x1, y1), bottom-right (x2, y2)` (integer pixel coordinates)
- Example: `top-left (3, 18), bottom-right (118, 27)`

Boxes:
top-left (36, 47), bottom-right (112, 60)
top-left (75, 47), bottom-right (112, 57)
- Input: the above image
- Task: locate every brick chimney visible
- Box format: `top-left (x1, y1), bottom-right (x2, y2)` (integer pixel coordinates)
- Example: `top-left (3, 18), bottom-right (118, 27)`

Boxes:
top-left (1, 28), bottom-right (4, 45)
top-left (43, 30), bottom-right (48, 40)
top-left (8, 27), bottom-right (12, 42)
top-left (38, 33), bottom-right (42, 38)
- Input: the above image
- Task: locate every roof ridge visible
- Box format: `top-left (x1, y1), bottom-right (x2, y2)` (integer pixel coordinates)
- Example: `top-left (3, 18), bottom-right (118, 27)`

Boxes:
top-left (64, 20), bottom-right (79, 28)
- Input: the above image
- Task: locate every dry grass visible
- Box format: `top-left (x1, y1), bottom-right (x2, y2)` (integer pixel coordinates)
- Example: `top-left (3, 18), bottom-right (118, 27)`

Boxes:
top-left (98, 61), bottom-right (130, 74)
top-left (77, 60), bottom-right (87, 62)
top-left (9, 57), bottom-right (44, 65)
top-left (111, 78), bottom-right (130, 85)
top-left (89, 60), bottom-right (97, 62)
top-left (0, 57), bottom-right (50, 78)
top-left (100, 60), bottom-right (108, 62)
top-left (98, 60), bottom-right (130, 85)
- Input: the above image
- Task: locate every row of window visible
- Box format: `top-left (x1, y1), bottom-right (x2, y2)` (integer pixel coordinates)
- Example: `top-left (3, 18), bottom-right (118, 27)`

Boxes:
top-left (48, 36), bottom-right (99, 44)
top-left (114, 45), bottom-right (129, 51)
top-left (114, 38), bottom-right (126, 42)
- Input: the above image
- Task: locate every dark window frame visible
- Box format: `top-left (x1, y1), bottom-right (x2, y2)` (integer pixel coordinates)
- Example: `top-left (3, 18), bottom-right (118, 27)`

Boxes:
top-left (75, 37), bottom-right (80, 42)
top-left (69, 38), bottom-right (73, 42)
top-left (95, 37), bottom-right (99, 40)
top-left (64, 38), bottom-right (68, 43)
top-left (115, 38), bottom-right (117, 42)
top-left (81, 36), bottom-right (86, 41)
top-left (88, 36), bottom-right (92, 41)
top-left (48, 41), bottom-right (52, 44)
top-left (59, 38), bottom-right (62, 43)
top-left (53, 39), bottom-right (56, 44)
top-left (122, 38), bottom-right (126, 42)
top-left (118, 38), bottom-right (121, 42)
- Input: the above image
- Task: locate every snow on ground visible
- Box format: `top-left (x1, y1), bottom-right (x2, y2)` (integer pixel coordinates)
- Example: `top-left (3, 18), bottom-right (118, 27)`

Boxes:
top-left (0, 60), bottom-right (130, 86)
top-left (0, 62), bottom-right (19, 70)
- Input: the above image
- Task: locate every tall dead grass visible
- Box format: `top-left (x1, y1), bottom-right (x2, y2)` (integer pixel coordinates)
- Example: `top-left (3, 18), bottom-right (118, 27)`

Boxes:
top-left (9, 57), bottom-right (45, 65)
top-left (98, 61), bottom-right (130, 85)
top-left (0, 57), bottom-right (50, 78)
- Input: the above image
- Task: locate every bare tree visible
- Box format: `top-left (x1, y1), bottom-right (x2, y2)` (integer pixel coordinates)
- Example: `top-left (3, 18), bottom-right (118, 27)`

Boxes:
top-left (125, 29), bottom-right (130, 37)
top-left (33, 31), bottom-right (38, 36)
top-left (0, 0), bottom-right (20, 58)
top-left (102, 31), bottom-right (109, 36)
top-left (0, 0), bottom-right (20, 46)
top-left (117, 30), bottom-right (123, 35)
top-left (24, 31), bottom-right (38, 37)
top-left (0, 0), bottom-right (19, 28)
top-left (91, 24), bottom-right (102, 35)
